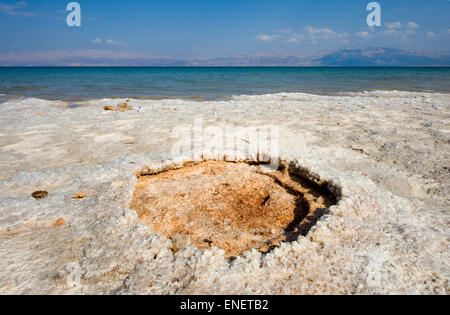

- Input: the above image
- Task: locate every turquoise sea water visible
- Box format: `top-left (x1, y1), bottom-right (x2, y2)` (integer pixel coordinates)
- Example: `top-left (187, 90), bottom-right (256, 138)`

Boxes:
top-left (0, 67), bottom-right (449, 101)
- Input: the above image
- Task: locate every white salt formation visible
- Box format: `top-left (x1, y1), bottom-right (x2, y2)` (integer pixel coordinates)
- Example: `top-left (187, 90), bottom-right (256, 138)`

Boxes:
top-left (0, 91), bottom-right (448, 294)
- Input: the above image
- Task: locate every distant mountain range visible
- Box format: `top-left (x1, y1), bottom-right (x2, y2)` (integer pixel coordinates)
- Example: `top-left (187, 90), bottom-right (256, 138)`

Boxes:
top-left (1, 48), bottom-right (449, 66)
top-left (312, 48), bottom-right (450, 66)
top-left (193, 48), bottom-right (450, 66)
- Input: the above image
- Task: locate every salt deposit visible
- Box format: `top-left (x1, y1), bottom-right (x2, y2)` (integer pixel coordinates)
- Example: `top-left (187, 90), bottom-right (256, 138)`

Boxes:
top-left (130, 161), bottom-right (336, 257)
top-left (0, 91), bottom-right (448, 294)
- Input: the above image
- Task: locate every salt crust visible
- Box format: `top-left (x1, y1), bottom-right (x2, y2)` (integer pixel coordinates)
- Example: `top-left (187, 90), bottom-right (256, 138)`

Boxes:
top-left (0, 91), bottom-right (448, 294)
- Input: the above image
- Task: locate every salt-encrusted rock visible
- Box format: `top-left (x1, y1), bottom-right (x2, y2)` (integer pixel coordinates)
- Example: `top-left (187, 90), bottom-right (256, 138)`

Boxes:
top-left (32, 191), bottom-right (48, 199)
top-left (55, 218), bottom-right (65, 226)
top-left (72, 191), bottom-right (86, 199)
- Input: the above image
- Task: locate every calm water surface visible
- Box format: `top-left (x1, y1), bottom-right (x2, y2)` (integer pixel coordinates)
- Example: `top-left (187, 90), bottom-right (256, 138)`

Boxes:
top-left (0, 67), bottom-right (449, 101)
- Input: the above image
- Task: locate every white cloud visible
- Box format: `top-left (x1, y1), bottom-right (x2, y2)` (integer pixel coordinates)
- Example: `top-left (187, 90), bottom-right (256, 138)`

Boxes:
top-left (386, 22), bottom-right (402, 29)
top-left (256, 34), bottom-right (278, 42)
top-left (0, 1), bottom-right (35, 17)
top-left (356, 31), bottom-right (373, 39)
top-left (256, 29), bottom-right (306, 45)
top-left (305, 26), bottom-right (348, 38)
top-left (91, 38), bottom-right (124, 45)
top-left (256, 26), bottom-right (348, 45)
top-left (407, 22), bottom-right (419, 29)
top-left (282, 33), bottom-right (304, 44)
top-left (379, 25), bottom-right (420, 42)
top-left (306, 26), bottom-right (331, 35)
top-left (380, 29), bottom-right (402, 36)
top-left (282, 36), bottom-right (299, 44)
top-left (426, 31), bottom-right (436, 39)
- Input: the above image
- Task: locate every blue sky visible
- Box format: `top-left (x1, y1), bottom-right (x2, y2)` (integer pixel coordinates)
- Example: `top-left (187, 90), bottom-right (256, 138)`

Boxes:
top-left (0, 0), bottom-right (449, 62)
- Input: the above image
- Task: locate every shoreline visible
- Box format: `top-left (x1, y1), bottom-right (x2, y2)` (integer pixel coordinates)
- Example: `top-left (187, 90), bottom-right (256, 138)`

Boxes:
top-left (1, 89), bottom-right (450, 106)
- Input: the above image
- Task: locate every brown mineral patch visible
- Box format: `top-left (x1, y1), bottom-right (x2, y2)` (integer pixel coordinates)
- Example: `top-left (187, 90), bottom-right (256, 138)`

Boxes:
top-left (72, 191), bottom-right (87, 199)
top-left (117, 102), bottom-right (133, 111)
top-left (130, 161), bottom-right (336, 257)
top-left (4, 218), bottom-right (66, 236)
top-left (55, 218), bottom-right (65, 226)
top-left (104, 106), bottom-right (117, 111)
top-left (119, 106), bottom-right (132, 112)
top-left (104, 104), bottom-right (132, 112)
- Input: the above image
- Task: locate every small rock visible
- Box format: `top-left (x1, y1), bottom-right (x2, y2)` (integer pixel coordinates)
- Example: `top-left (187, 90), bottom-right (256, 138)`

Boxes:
top-left (126, 98), bottom-right (131, 102)
top-left (55, 218), bottom-right (65, 226)
top-left (32, 191), bottom-right (48, 199)
top-left (72, 191), bottom-right (87, 199)
top-left (103, 106), bottom-right (116, 111)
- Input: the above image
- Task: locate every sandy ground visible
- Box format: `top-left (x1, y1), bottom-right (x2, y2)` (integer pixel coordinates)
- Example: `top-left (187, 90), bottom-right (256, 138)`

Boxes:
top-left (0, 91), bottom-right (448, 294)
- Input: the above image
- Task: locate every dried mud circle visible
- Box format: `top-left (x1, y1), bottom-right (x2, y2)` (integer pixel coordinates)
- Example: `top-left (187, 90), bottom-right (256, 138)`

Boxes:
top-left (130, 161), bottom-right (337, 257)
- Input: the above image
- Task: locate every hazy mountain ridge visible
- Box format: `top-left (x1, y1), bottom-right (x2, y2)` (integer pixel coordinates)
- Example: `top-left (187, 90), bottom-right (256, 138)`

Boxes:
top-left (190, 55), bottom-right (312, 66)
top-left (314, 48), bottom-right (450, 66)
top-left (198, 48), bottom-right (450, 66)
top-left (0, 48), bottom-right (449, 66)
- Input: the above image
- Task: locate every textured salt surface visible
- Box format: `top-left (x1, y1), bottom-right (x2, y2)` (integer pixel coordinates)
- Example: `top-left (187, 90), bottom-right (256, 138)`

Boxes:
top-left (0, 91), bottom-right (448, 294)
